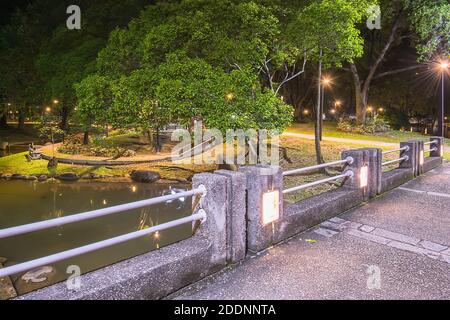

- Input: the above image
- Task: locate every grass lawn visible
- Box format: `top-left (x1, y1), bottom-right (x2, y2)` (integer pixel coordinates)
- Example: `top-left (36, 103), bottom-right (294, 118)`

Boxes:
top-left (286, 122), bottom-right (450, 146)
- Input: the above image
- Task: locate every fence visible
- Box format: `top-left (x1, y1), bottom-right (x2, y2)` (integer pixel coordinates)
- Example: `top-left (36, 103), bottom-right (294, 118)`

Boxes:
top-left (0, 186), bottom-right (207, 278)
top-left (382, 146), bottom-right (409, 167)
top-left (283, 157), bottom-right (354, 194)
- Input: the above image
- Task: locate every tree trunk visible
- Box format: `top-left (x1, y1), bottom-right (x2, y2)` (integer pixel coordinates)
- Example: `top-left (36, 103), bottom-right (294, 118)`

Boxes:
top-left (154, 127), bottom-right (162, 152)
top-left (60, 106), bottom-right (69, 130)
top-left (83, 130), bottom-right (89, 145)
top-left (17, 110), bottom-right (25, 130)
top-left (0, 113), bottom-right (8, 128)
top-left (315, 51), bottom-right (324, 165)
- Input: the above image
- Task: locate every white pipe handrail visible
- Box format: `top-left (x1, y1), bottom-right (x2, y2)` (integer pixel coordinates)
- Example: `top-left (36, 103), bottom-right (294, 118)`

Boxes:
top-left (424, 147), bottom-right (438, 153)
top-left (424, 140), bottom-right (438, 146)
top-left (382, 156), bottom-right (409, 167)
top-left (382, 146), bottom-right (409, 155)
top-left (283, 157), bottom-right (353, 177)
top-left (0, 210), bottom-right (207, 278)
top-left (0, 186), bottom-right (206, 239)
top-left (283, 171), bottom-right (354, 194)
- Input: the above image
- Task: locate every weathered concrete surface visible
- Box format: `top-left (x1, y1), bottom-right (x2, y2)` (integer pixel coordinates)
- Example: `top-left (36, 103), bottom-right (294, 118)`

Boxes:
top-left (423, 157), bottom-right (442, 173)
top-left (171, 162), bottom-right (450, 300)
top-left (238, 166), bottom-right (283, 253)
top-left (380, 168), bottom-right (414, 194)
top-left (274, 187), bottom-right (362, 244)
top-left (215, 170), bottom-right (247, 263)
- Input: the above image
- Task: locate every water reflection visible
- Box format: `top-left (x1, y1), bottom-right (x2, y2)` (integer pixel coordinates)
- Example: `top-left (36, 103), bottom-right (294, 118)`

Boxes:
top-left (0, 180), bottom-right (192, 295)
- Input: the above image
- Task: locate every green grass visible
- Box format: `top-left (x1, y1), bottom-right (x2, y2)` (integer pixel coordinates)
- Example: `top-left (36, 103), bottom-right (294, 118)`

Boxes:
top-left (286, 122), bottom-right (450, 145)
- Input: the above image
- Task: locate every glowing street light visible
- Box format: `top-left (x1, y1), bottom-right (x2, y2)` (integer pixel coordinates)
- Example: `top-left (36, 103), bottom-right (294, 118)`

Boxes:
top-left (378, 107), bottom-right (384, 113)
top-left (45, 107), bottom-right (51, 113)
top-left (366, 106), bottom-right (373, 113)
top-left (225, 93), bottom-right (234, 101)
top-left (330, 109), bottom-right (336, 114)
top-left (438, 60), bottom-right (449, 137)
top-left (53, 99), bottom-right (59, 104)
top-left (335, 100), bottom-right (342, 107)
top-left (303, 109), bottom-right (309, 115)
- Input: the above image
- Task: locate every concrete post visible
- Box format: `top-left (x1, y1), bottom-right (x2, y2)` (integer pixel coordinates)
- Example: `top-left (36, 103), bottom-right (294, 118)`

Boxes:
top-left (192, 173), bottom-right (229, 266)
top-left (214, 170), bottom-right (247, 263)
top-left (341, 149), bottom-right (379, 201)
top-left (238, 165), bottom-right (283, 253)
top-left (399, 141), bottom-right (418, 176)
top-left (430, 137), bottom-right (444, 158)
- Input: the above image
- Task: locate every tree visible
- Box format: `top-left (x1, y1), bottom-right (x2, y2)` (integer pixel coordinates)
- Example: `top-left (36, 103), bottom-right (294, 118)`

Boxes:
top-left (349, 0), bottom-right (450, 124)
top-left (289, 0), bottom-right (375, 164)
top-left (74, 74), bottom-right (112, 144)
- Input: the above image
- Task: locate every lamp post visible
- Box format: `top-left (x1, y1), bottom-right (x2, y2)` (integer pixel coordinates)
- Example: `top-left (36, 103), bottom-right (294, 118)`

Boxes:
top-left (320, 77), bottom-right (331, 141)
top-left (439, 61), bottom-right (449, 137)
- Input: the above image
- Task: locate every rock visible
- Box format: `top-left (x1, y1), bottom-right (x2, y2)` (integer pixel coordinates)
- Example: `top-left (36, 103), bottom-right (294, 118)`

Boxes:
top-left (0, 174), bottom-right (11, 180)
top-left (130, 170), bottom-right (161, 183)
top-left (0, 259), bottom-right (17, 299)
top-left (56, 172), bottom-right (79, 181)
top-left (38, 175), bottom-right (48, 182)
top-left (81, 173), bottom-right (99, 180)
top-left (10, 174), bottom-right (25, 180)
top-left (22, 175), bottom-right (37, 181)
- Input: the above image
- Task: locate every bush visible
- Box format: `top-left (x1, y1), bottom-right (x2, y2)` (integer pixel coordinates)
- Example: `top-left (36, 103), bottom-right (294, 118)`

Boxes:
top-left (337, 115), bottom-right (390, 134)
top-left (58, 135), bottom-right (136, 158)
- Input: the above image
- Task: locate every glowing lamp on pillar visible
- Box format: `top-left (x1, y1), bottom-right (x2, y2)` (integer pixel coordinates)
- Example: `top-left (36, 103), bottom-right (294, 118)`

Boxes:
top-left (262, 190), bottom-right (280, 225)
top-left (359, 165), bottom-right (369, 189)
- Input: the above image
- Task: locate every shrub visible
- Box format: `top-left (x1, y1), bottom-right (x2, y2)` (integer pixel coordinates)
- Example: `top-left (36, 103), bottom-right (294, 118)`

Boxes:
top-left (337, 115), bottom-right (390, 134)
top-left (58, 136), bottom-right (136, 158)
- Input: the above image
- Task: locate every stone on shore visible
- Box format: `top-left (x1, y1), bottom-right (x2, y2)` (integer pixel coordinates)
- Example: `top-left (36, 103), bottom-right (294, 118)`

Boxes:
top-left (0, 257), bottom-right (18, 300)
top-left (130, 170), bottom-right (161, 183)
top-left (56, 172), bottom-right (79, 181)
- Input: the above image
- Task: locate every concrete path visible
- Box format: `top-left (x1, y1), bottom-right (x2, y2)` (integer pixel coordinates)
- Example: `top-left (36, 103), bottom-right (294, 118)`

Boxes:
top-left (282, 132), bottom-right (400, 148)
top-left (171, 164), bottom-right (450, 300)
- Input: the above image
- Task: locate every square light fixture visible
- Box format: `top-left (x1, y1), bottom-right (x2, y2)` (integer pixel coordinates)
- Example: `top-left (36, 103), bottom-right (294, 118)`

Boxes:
top-left (420, 150), bottom-right (424, 166)
top-left (262, 190), bottom-right (280, 225)
top-left (440, 145), bottom-right (444, 158)
top-left (360, 165), bottom-right (369, 189)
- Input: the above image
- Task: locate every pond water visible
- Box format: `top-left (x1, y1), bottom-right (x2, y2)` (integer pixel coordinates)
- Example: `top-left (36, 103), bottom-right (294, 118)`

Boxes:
top-left (0, 180), bottom-right (192, 295)
top-left (0, 145), bottom-right (28, 158)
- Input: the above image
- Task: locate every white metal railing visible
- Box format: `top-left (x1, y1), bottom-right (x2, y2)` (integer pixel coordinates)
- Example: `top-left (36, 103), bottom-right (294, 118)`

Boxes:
top-left (283, 157), bottom-right (354, 194)
top-left (382, 156), bottom-right (409, 167)
top-left (283, 157), bottom-right (353, 177)
top-left (0, 186), bottom-right (207, 278)
top-left (424, 140), bottom-right (438, 146)
top-left (424, 147), bottom-right (438, 153)
top-left (283, 170), bottom-right (353, 194)
top-left (382, 146), bottom-right (409, 156)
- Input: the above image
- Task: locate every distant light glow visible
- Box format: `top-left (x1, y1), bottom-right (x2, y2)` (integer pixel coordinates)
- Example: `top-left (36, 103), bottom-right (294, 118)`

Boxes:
top-left (45, 107), bottom-right (51, 112)
top-left (303, 109), bottom-right (309, 115)
top-left (225, 93), bottom-right (234, 101)
top-left (330, 109), bottom-right (336, 114)
top-left (131, 186), bottom-right (137, 193)
top-left (53, 99), bottom-right (59, 104)
top-left (154, 231), bottom-right (160, 239)
top-left (378, 108), bottom-right (384, 112)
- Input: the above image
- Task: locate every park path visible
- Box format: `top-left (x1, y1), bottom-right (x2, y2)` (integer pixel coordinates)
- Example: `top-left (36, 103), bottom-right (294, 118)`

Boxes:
top-left (283, 132), bottom-right (400, 148)
top-left (171, 163), bottom-right (450, 300)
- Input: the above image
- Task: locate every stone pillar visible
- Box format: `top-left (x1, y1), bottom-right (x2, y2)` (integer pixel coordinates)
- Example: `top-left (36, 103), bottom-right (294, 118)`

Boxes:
top-left (192, 173), bottom-right (229, 265)
top-left (238, 165), bottom-right (283, 253)
top-left (341, 148), bottom-right (380, 201)
top-left (215, 170), bottom-right (247, 263)
top-left (430, 137), bottom-right (444, 158)
top-left (399, 141), bottom-right (418, 176)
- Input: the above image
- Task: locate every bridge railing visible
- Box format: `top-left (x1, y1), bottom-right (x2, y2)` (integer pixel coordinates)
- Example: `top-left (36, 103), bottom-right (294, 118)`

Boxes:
top-left (282, 157), bottom-right (354, 194)
top-left (382, 145), bottom-right (410, 168)
top-left (0, 186), bottom-right (207, 278)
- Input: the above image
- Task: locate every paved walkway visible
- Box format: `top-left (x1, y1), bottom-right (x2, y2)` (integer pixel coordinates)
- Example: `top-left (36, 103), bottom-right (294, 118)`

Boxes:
top-left (172, 164), bottom-right (450, 300)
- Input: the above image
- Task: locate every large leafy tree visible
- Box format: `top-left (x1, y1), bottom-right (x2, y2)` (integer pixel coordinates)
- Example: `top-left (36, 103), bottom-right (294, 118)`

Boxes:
top-left (349, 0), bottom-right (450, 124)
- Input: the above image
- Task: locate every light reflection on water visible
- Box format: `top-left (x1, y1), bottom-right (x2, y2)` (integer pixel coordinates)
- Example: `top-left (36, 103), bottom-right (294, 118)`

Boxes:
top-left (0, 180), bottom-right (192, 295)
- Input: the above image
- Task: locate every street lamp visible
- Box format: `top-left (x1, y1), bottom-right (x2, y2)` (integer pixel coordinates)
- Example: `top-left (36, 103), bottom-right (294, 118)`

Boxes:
top-left (438, 60), bottom-right (449, 137)
top-left (320, 76), bottom-right (332, 140)
top-left (53, 99), bottom-right (59, 104)
top-left (45, 107), bottom-right (51, 113)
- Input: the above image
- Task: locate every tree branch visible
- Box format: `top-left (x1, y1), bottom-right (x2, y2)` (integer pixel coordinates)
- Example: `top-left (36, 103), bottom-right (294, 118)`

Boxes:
top-left (373, 65), bottom-right (423, 80)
